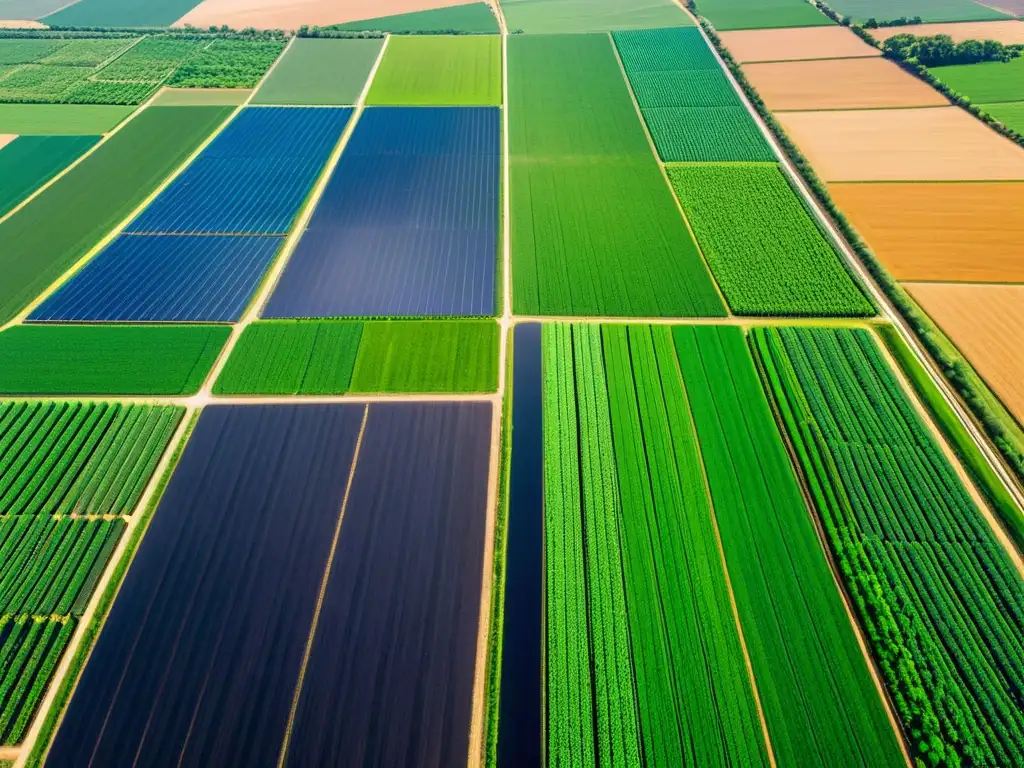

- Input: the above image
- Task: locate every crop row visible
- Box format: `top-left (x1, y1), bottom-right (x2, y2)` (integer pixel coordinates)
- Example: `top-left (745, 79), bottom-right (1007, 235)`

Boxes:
top-left (0, 401), bottom-right (183, 516)
top-left (543, 323), bottom-right (770, 764)
top-left (0, 517), bottom-right (124, 617)
top-left (674, 325), bottom-right (904, 766)
top-left (753, 326), bottom-right (1024, 767)
top-left (0, 616), bottom-right (75, 745)
top-left (666, 163), bottom-right (873, 316)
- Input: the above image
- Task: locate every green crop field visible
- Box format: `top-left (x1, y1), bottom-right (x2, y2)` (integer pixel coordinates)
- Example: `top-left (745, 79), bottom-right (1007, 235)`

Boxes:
top-left (626, 69), bottom-right (739, 107)
top-left (0, 136), bottom-right (99, 218)
top-left (644, 106), bottom-right (774, 162)
top-left (931, 58), bottom-right (1024, 104)
top-left (0, 401), bottom-right (183, 516)
top-left (985, 99), bottom-right (1024, 133)
top-left (675, 325), bottom-right (904, 768)
top-left (0, 325), bottom-right (229, 395)
top-left (349, 320), bottom-right (499, 393)
top-left (614, 27), bottom-right (721, 71)
top-left (166, 39), bottom-right (285, 89)
top-left (695, 0), bottom-right (835, 29)
top-left (754, 326), bottom-right (1024, 768)
top-left (666, 164), bottom-right (873, 316)
top-left (543, 323), bottom-right (769, 765)
top-left (36, 38), bottom-right (137, 68)
top-left (503, 0), bottom-right (691, 34)
top-left (367, 35), bottom-right (501, 106)
top-left (0, 104), bottom-right (134, 134)
top-left (0, 617), bottom-right (75, 745)
top-left (0, 66), bottom-right (94, 103)
top-left (92, 38), bottom-right (201, 82)
top-left (0, 39), bottom-right (69, 65)
top-left (252, 38), bottom-right (383, 105)
top-left (213, 321), bottom-right (363, 395)
top-left (509, 34), bottom-right (725, 317)
top-left (0, 517), bottom-right (125, 617)
top-left (0, 105), bottom-right (231, 325)
top-left (825, 0), bottom-right (1012, 23)
top-left (43, 0), bottom-right (211, 28)
top-left (331, 2), bottom-right (500, 33)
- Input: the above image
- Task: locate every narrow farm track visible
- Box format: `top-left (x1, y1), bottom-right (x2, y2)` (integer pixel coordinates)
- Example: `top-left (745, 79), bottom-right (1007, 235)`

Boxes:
top-left (468, 6), bottom-right (512, 763)
top-left (680, 4), bottom-right (1024, 542)
top-left (12, 407), bottom-right (197, 768)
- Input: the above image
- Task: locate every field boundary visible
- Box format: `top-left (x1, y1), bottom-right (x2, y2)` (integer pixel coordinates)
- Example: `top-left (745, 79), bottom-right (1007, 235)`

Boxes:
top-left (15, 407), bottom-right (198, 768)
top-left (683, 2), bottom-right (1024, 552)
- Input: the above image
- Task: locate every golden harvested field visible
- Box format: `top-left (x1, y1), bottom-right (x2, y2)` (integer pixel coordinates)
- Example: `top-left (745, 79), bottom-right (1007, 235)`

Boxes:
top-left (871, 20), bottom-right (1024, 45)
top-left (831, 181), bottom-right (1024, 282)
top-left (745, 58), bottom-right (948, 111)
top-left (907, 282), bottom-right (1024, 424)
top-left (721, 26), bottom-right (881, 62)
top-left (778, 106), bottom-right (1024, 180)
top-left (175, 0), bottom-right (480, 29)
top-left (0, 134), bottom-right (16, 150)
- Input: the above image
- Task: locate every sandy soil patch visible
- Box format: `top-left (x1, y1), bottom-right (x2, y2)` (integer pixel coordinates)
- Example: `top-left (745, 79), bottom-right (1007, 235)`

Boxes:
top-left (152, 87), bottom-right (251, 106)
top-left (0, 19), bottom-right (47, 26)
top-left (907, 282), bottom-right (1024, 424)
top-left (176, 0), bottom-right (478, 29)
top-left (778, 106), bottom-right (1024, 180)
top-left (746, 58), bottom-right (947, 111)
top-left (871, 19), bottom-right (1024, 43)
top-left (0, 134), bottom-right (16, 150)
top-left (721, 26), bottom-right (881, 62)
top-left (831, 181), bottom-right (1024, 282)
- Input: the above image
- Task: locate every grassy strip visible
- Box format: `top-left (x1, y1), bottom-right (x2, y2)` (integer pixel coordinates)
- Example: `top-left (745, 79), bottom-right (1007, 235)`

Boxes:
top-left (0, 325), bottom-right (230, 396)
top-left (697, 16), bottom-right (1024, 495)
top-left (23, 409), bottom-right (199, 768)
top-left (877, 324), bottom-right (1024, 551)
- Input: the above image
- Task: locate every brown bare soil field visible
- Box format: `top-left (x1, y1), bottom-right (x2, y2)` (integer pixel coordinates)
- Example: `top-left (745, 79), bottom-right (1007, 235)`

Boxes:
top-left (831, 181), bottom-right (1024, 282)
top-left (745, 58), bottom-right (948, 111)
top-left (175, 0), bottom-right (478, 29)
top-left (721, 26), bottom-right (881, 62)
top-left (0, 19), bottom-right (47, 27)
top-left (778, 106), bottom-right (1024, 180)
top-left (907, 282), bottom-right (1024, 424)
top-left (0, 134), bottom-right (16, 150)
top-left (871, 19), bottom-right (1024, 44)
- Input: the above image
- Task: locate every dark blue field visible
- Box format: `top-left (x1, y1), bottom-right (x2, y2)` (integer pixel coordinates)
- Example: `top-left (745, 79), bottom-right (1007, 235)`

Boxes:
top-left (29, 234), bottom-right (283, 323)
top-left (285, 402), bottom-right (491, 766)
top-left (45, 404), bottom-right (364, 767)
top-left (125, 107), bottom-right (352, 235)
top-left (263, 106), bottom-right (500, 318)
top-left (497, 324), bottom-right (544, 766)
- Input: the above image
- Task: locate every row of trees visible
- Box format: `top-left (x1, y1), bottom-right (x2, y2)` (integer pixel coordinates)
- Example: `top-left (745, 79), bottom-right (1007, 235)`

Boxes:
top-left (883, 33), bottom-right (1023, 66)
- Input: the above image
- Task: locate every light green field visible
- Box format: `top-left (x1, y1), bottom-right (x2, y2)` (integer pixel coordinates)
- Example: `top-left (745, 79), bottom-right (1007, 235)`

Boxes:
top-left (331, 1), bottom-right (499, 33)
top-left (151, 88), bottom-right (251, 106)
top-left (252, 38), bottom-right (384, 106)
top-left (0, 104), bottom-right (134, 134)
top-left (985, 100), bottom-right (1024, 132)
top-left (826, 0), bottom-right (1011, 23)
top-left (695, 0), bottom-right (834, 30)
top-left (503, 0), bottom-right (690, 33)
top-left (367, 35), bottom-right (501, 106)
top-left (932, 58), bottom-right (1024, 104)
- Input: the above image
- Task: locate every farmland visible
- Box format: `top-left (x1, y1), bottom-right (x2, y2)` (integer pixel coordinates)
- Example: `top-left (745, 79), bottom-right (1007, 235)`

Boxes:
top-left (265, 106), bottom-right (500, 318)
top-left (367, 35), bottom-right (501, 106)
top-left (665, 163), bottom-right (873, 316)
top-left (931, 57), bottom-right (1024, 104)
top-left (824, 0), bottom-right (1013, 23)
top-left (331, 2), bottom-right (500, 33)
top-left (869, 20), bottom-right (1024, 44)
top-left (0, 135), bottom-right (98, 218)
top-left (694, 0), bottom-right (834, 30)
top-left (986, 100), bottom-right (1024, 132)
top-left (675, 325), bottom-right (904, 767)
top-left (0, 325), bottom-right (229, 394)
top-left (754, 326), bottom-right (1024, 767)
top-left (251, 38), bottom-right (384, 105)
top-left (0, 618), bottom-right (74, 745)
top-left (508, 33), bottom-right (725, 317)
top-left (0, 104), bottom-right (133, 134)
top-left (0, 401), bottom-right (183, 516)
top-left (778, 106), bottom-right (1024, 180)
top-left (906, 283), bottom-right (1024, 423)
top-left (829, 181), bottom-right (1024, 282)
top-left (214, 320), bottom-right (499, 394)
top-left (719, 26), bottom-right (881, 62)
top-left (501, 0), bottom-right (690, 34)
top-left (44, 0), bottom-right (208, 26)
top-left (0, 105), bottom-right (231, 324)
top-left (743, 58), bottom-right (948, 110)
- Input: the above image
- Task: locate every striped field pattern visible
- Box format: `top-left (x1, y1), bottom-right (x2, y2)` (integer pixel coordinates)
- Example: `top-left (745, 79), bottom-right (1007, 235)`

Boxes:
top-left (126, 106), bottom-right (352, 236)
top-left (30, 234), bottom-right (283, 323)
top-left (264, 106), bottom-right (499, 318)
